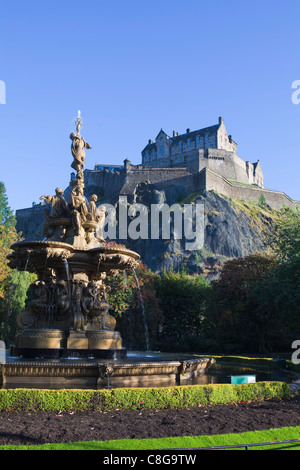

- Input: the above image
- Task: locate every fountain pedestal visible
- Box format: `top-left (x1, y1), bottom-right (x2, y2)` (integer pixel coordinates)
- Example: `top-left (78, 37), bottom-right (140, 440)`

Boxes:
top-left (14, 328), bottom-right (65, 351)
top-left (8, 241), bottom-right (140, 360)
top-left (67, 330), bottom-right (88, 350)
top-left (86, 330), bottom-right (122, 350)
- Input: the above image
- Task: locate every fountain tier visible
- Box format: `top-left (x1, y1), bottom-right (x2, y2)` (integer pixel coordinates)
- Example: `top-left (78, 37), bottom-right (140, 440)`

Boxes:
top-left (8, 240), bottom-right (140, 359)
top-left (2, 353), bottom-right (216, 388)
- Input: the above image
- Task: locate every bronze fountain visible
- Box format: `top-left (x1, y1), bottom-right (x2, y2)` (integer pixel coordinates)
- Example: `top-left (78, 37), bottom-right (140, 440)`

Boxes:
top-left (7, 111), bottom-right (139, 360)
top-left (2, 113), bottom-right (214, 388)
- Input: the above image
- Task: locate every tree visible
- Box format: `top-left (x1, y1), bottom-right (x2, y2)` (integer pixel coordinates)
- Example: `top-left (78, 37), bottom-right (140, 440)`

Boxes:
top-left (0, 182), bottom-right (27, 341)
top-left (208, 253), bottom-right (278, 353)
top-left (154, 271), bottom-right (211, 348)
top-left (266, 210), bottom-right (300, 341)
top-left (0, 182), bottom-right (19, 298)
top-left (268, 209), bottom-right (300, 264)
top-left (1, 270), bottom-right (36, 343)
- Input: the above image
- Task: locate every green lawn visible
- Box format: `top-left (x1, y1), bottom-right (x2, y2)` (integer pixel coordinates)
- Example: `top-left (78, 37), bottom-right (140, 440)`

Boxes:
top-left (1, 426), bottom-right (300, 451)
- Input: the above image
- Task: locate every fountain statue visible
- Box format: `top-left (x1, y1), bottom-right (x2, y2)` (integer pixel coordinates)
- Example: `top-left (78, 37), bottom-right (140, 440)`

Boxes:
top-left (3, 112), bottom-right (215, 388)
top-left (7, 111), bottom-right (140, 360)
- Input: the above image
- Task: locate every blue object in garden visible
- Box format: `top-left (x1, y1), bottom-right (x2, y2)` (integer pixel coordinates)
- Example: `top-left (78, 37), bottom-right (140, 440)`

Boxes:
top-left (230, 375), bottom-right (256, 384)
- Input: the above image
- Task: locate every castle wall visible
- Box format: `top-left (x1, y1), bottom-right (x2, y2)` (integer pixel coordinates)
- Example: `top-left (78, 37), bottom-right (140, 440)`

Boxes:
top-left (119, 165), bottom-right (194, 200)
top-left (217, 119), bottom-right (237, 152)
top-left (198, 168), bottom-right (300, 210)
top-left (16, 204), bottom-right (45, 241)
top-left (141, 147), bottom-right (259, 187)
top-left (83, 168), bottom-right (126, 199)
top-left (198, 149), bottom-right (253, 185)
top-left (170, 132), bottom-right (217, 157)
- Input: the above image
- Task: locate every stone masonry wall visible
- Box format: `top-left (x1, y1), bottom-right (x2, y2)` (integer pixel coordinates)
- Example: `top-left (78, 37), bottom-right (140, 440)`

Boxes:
top-left (198, 168), bottom-right (300, 210)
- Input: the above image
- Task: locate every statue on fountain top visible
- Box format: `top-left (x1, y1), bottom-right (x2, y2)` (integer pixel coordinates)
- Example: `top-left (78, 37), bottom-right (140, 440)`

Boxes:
top-left (70, 111), bottom-right (91, 177)
top-left (39, 112), bottom-right (102, 249)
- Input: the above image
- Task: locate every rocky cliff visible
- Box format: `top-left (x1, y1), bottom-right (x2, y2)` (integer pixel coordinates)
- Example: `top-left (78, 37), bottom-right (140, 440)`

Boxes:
top-left (123, 186), bottom-right (282, 278)
top-left (16, 181), bottom-right (287, 280)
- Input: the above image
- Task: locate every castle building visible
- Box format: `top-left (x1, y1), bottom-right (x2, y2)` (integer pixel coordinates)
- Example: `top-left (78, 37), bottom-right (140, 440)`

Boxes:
top-left (141, 117), bottom-right (264, 188)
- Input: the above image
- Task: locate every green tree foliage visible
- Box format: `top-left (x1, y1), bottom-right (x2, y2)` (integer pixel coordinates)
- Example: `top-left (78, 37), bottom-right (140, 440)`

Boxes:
top-left (208, 254), bottom-right (279, 353)
top-left (1, 270), bottom-right (36, 343)
top-left (266, 209), bottom-right (300, 336)
top-left (268, 209), bottom-right (300, 264)
top-left (0, 182), bottom-right (19, 299)
top-left (153, 271), bottom-right (211, 350)
top-left (208, 210), bottom-right (300, 353)
top-left (0, 182), bottom-right (36, 343)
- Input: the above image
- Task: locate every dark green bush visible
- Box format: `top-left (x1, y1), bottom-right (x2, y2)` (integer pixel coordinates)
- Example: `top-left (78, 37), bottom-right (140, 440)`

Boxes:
top-left (0, 382), bottom-right (290, 412)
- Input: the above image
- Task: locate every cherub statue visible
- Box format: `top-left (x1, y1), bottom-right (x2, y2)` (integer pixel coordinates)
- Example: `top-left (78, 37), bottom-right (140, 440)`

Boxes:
top-left (69, 186), bottom-right (88, 236)
top-left (40, 188), bottom-right (69, 218)
top-left (87, 194), bottom-right (99, 221)
top-left (40, 188), bottom-right (70, 238)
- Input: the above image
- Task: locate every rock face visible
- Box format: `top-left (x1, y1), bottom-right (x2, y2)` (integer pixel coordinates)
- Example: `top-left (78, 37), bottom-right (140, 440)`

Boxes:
top-left (122, 188), bottom-right (275, 279)
top-left (16, 184), bottom-right (278, 279)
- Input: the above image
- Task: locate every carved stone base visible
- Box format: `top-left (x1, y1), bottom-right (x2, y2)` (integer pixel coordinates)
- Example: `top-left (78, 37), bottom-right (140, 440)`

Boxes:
top-left (14, 329), bottom-right (65, 350)
top-left (2, 355), bottom-right (215, 388)
top-left (67, 330), bottom-right (88, 350)
top-left (12, 327), bottom-right (124, 359)
top-left (86, 330), bottom-right (122, 350)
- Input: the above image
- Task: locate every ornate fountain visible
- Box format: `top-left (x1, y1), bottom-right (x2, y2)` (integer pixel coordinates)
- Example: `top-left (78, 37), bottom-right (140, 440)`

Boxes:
top-left (2, 112), bottom-right (215, 388)
top-left (7, 111), bottom-right (139, 360)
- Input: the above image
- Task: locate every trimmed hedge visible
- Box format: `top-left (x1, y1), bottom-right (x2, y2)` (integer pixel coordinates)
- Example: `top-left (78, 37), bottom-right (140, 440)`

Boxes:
top-left (0, 381), bottom-right (290, 412)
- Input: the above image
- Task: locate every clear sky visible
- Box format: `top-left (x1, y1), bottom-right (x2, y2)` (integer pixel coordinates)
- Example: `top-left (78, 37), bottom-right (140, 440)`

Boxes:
top-left (1, 0), bottom-right (300, 212)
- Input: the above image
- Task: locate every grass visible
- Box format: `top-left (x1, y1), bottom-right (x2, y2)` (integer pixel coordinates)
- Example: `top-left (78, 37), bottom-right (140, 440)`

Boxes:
top-left (1, 426), bottom-right (300, 451)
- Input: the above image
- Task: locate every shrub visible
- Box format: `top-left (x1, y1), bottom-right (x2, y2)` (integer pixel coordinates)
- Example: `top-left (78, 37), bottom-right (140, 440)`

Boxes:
top-left (0, 382), bottom-right (290, 412)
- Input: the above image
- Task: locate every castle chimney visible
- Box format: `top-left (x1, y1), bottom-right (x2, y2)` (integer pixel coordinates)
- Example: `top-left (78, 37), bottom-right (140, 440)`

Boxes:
top-left (186, 128), bottom-right (190, 133)
top-left (218, 117), bottom-right (223, 125)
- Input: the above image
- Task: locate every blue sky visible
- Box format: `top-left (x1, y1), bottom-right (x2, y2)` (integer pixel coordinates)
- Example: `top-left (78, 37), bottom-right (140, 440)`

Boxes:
top-left (1, 0), bottom-right (300, 211)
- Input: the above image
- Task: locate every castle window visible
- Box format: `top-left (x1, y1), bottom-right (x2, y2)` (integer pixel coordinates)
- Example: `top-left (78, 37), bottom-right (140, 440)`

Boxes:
top-left (187, 138), bottom-right (191, 147)
top-left (179, 141), bottom-right (183, 149)
top-left (196, 136), bottom-right (200, 145)
top-left (152, 149), bottom-right (156, 156)
top-left (205, 133), bottom-right (209, 142)
top-left (159, 146), bottom-right (164, 155)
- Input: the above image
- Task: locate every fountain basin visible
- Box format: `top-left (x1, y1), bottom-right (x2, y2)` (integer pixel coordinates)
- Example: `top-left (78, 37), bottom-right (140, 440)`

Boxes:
top-left (1, 353), bottom-right (215, 389)
top-left (7, 240), bottom-right (140, 276)
top-left (7, 240), bottom-right (141, 360)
